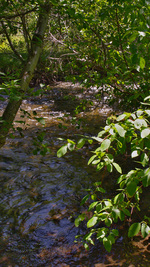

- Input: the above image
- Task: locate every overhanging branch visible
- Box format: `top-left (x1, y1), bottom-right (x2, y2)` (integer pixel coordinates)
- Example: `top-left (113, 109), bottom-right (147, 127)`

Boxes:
top-left (0, 7), bottom-right (37, 20)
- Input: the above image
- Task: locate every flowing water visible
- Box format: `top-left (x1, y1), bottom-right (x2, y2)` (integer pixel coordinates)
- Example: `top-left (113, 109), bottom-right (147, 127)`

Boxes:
top-left (0, 83), bottom-right (150, 266)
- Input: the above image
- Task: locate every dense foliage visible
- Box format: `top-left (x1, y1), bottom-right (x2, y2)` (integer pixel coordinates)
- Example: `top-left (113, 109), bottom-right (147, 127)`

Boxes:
top-left (0, 0), bottom-right (149, 107)
top-left (0, 0), bottom-right (150, 252)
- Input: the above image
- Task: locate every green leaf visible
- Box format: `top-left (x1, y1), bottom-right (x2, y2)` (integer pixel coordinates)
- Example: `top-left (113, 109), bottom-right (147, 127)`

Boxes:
top-left (94, 181), bottom-right (102, 187)
top-left (88, 139), bottom-right (93, 144)
top-left (122, 208), bottom-right (131, 217)
top-left (117, 174), bottom-right (126, 184)
top-left (77, 138), bottom-right (85, 148)
top-left (134, 119), bottom-right (147, 129)
top-left (57, 144), bottom-right (68, 157)
top-left (0, 72), bottom-right (5, 76)
top-left (116, 114), bottom-right (127, 121)
top-left (111, 229), bottom-right (119, 236)
top-left (108, 234), bottom-right (115, 244)
top-left (80, 194), bottom-right (90, 205)
top-left (67, 142), bottom-right (75, 151)
top-left (84, 232), bottom-right (93, 242)
top-left (88, 201), bottom-right (99, 211)
top-left (67, 139), bottom-right (75, 144)
top-left (113, 163), bottom-right (122, 174)
top-left (141, 128), bottom-right (150, 138)
top-left (100, 139), bottom-right (111, 151)
top-left (97, 228), bottom-right (108, 240)
top-left (141, 223), bottom-right (150, 238)
top-left (144, 96), bottom-right (150, 101)
top-left (114, 193), bottom-right (124, 205)
top-left (138, 31), bottom-right (146, 37)
top-left (142, 168), bottom-right (150, 187)
top-left (112, 208), bottom-right (120, 222)
top-left (98, 130), bottom-right (106, 137)
top-left (97, 162), bottom-right (105, 171)
top-left (88, 154), bottom-right (97, 165)
top-left (92, 136), bottom-right (103, 142)
top-left (131, 150), bottom-right (140, 158)
top-left (75, 213), bottom-right (85, 227)
top-left (96, 187), bottom-right (106, 193)
top-left (141, 153), bottom-right (149, 167)
top-left (119, 210), bottom-right (125, 221)
top-left (104, 200), bottom-right (112, 207)
top-left (126, 181), bottom-right (137, 196)
top-left (91, 194), bottom-right (97, 201)
top-left (128, 223), bottom-right (141, 237)
top-left (114, 124), bottom-right (126, 137)
top-left (84, 243), bottom-right (89, 250)
top-left (140, 57), bottom-right (145, 69)
top-left (74, 218), bottom-right (80, 227)
top-left (92, 159), bottom-right (101, 165)
top-left (103, 237), bottom-right (112, 252)
top-left (107, 163), bottom-right (113, 172)
top-left (87, 216), bottom-right (98, 228)
top-left (96, 203), bottom-right (102, 213)
top-left (129, 32), bottom-right (138, 42)
top-left (136, 110), bottom-right (144, 117)
top-left (105, 217), bottom-right (112, 227)
top-left (107, 154), bottom-right (114, 161)
top-left (145, 110), bottom-right (150, 116)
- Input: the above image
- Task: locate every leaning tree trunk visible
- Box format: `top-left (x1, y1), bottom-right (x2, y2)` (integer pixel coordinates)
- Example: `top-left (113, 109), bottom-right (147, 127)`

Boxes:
top-left (0, 2), bottom-right (51, 148)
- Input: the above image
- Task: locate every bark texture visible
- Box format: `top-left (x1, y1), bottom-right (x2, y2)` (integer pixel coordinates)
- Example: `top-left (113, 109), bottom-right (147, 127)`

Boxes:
top-left (0, 2), bottom-right (51, 148)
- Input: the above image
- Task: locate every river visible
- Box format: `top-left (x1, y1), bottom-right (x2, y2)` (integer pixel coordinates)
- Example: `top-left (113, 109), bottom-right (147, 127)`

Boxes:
top-left (0, 82), bottom-right (149, 266)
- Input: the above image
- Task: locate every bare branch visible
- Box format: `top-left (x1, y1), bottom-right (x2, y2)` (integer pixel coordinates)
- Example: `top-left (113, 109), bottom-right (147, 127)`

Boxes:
top-left (48, 53), bottom-right (78, 61)
top-left (0, 7), bottom-right (37, 20)
top-left (49, 32), bottom-right (79, 54)
top-left (1, 21), bottom-right (25, 63)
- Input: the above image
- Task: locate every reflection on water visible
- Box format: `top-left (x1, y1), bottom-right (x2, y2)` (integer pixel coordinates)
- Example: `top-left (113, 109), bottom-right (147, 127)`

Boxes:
top-left (0, 83), bottom-right (150, 266)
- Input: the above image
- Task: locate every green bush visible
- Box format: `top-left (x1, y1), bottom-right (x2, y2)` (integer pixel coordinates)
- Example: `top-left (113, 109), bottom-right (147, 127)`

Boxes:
top-left (57, 96), bottom-right (150, 251)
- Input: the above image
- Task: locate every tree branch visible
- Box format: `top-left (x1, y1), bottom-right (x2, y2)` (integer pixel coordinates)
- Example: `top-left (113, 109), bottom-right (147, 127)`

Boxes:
top-left (0, 7), bottom-right (37, 20)
top-left (1, 21), bottom-right (25, 63)
top-left (49, 31), bottom-right (79, 54)
top-left (21, 15), bottom-right (31, 54)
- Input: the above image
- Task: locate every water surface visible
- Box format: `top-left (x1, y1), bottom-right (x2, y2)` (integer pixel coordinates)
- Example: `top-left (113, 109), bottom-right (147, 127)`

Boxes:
top-left (0, 83), bottom-right (149, 266)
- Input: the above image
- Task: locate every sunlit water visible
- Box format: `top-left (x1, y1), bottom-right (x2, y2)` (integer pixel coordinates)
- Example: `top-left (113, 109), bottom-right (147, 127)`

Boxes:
top-left (0, 83), bottom-right (149, 266)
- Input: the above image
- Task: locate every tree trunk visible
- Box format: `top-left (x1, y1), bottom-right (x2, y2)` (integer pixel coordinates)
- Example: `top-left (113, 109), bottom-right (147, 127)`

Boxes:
top-left (0, 2), bottom-right (51, 148)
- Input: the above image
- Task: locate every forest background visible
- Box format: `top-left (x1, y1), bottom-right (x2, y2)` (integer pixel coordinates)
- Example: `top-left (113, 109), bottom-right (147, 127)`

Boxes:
top-left (0, 0), bottom-right (150, 252)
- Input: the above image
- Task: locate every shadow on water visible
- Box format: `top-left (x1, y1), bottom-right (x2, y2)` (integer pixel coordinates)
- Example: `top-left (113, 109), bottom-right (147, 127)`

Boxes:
top-left (0, 82), bottom-right (150, 266)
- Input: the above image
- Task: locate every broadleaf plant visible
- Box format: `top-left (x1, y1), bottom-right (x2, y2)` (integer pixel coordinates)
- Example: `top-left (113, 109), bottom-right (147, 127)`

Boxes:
top-left (57, 96), bottom-right (150, 251)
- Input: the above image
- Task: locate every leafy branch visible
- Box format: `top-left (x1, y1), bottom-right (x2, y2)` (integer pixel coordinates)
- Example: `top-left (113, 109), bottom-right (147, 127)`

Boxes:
top-left (57, 96), bottom-right (150, 251)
